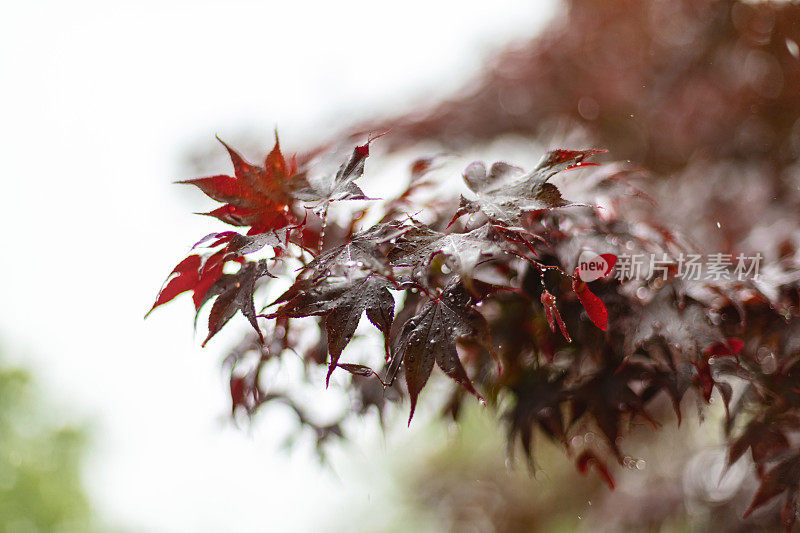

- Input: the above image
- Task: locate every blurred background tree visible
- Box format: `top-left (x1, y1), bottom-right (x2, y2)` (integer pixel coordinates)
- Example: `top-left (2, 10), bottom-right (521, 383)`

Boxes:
top-left (0, 350), bottom-right (95, 532)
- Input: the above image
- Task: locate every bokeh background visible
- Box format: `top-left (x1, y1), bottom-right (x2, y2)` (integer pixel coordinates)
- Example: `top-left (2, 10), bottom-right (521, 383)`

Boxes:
top-left (2, 0), bottom-right (799, 531)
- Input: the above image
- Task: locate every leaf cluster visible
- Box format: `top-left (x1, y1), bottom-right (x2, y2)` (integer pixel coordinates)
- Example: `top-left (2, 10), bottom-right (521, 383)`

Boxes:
top-left (149, 133), bottom-right (800, 528)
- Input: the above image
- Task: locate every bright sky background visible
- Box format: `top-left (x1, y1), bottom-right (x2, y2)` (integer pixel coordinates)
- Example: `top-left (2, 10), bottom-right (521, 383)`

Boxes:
top-left (0, 1), bottom-right (557, 530)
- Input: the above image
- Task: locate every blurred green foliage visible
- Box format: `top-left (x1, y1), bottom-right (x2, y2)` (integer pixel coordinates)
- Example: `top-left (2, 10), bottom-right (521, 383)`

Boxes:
top-left (0, 358), bottom-right (93, 532)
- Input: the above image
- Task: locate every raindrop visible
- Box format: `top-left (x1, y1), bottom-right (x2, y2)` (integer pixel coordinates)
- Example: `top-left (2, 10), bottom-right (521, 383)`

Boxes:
top-left (757, 347), bottom-right (778, 373)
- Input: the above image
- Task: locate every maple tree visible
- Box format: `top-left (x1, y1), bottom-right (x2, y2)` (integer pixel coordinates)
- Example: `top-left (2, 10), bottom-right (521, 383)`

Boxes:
top-left (149, 127), bottom-right (800, 529)
top-left (148, 0), bottom-right (800, 529)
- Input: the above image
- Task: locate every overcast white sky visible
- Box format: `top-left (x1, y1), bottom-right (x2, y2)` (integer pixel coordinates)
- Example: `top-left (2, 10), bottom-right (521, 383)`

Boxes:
top-left (0, 1), bottom-right (557, 530)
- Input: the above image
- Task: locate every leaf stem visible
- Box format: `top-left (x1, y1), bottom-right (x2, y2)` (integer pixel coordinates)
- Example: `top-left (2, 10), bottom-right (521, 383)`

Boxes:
top-left (317, 202), bottom-right (329, 256)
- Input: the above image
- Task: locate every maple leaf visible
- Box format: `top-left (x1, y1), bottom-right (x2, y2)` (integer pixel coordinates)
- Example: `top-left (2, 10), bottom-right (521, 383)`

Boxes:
top-left (268, 273), bottom-right (395, 384)
top-left (729, 420), bottom-right (790, 473)
top-left (264, 221), bottom-right (409, 383)
top-left (691, 337), bottom-right (742, 407)
top-left (386, 279), bottom-right (496, 423)
top-left (387, 222), bottom-right (505, 280)
top-left (622, 291), bottom-right (724, 359)
top-left (451, 149), bottom-right (602, 226)
top-left (638, 361), bottom-right (693, 424)
top-left (293, 133), bottom-right (386, 208)
top-left (302, 220), bottom-right (411, 280)
top-left (743, 451), bottom-right (800, 532)
top-left (178, 135), bottom-right (298, 234)
top-left (505, 368), bottom-right (567, 469)
top-left (192, 229), bottom-right (292, 257)
top-left (569, 361), bottom-right (658, 459)
top-left (148, 250), bottom-right (232, 316)
top-left (201, 259), bottom-right (274, 346)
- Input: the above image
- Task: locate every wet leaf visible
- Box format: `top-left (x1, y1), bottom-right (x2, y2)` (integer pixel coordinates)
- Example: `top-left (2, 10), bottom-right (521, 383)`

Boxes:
top-left (452, 149), bottom-right (602, 225)
top-left (303, 220), bottom-right (411, 281)
top-left (179, 135), bottom-right (298, 233)
top-left (293, 133), bottom-right (385, 207)
top-left (269, 273), bottom-right (395, 384)
top-left (388, 222), bottom-right (505, 280)
top-left (386, 279), bottom-right (495, 423)
top-left (202, 259), bottom-right (274, 346)
top-left (729, 421), bottom-right (790, 471)
top-left (743, 451), bottom-right (800, 532)
top-left (148, 250), bottom-right (230, 315)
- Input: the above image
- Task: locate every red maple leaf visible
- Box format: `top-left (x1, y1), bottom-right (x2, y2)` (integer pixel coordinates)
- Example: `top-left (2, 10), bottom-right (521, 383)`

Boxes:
top-left (147, 250), bottom-right (232, 316)
top-left (179, 135), bottom-right (299, 234)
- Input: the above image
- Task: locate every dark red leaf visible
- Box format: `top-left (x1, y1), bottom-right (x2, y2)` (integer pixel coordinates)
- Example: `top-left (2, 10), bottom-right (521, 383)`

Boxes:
top-left (729, 421), bottom-right (790, 470)
top-left (743, 452), bottom-right (800, 525)
top-left (202, 260), bottom-right (274, 346)
top-left (269, 274), bottom-right (395, 385)
top-left (386, 280), bottom-right (493, 423)
top-left (336, 363), bottom-right (382, 380)
top-left (292, 133), bottom-right (386, 205)
top-left (576, 450), bottom-right (616, 490)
